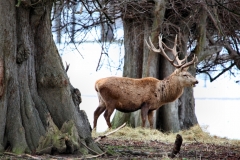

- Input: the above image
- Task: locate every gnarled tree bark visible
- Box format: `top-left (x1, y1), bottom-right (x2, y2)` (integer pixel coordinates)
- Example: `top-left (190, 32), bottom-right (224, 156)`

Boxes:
top-left (0, 0), bottom-right (101, 155)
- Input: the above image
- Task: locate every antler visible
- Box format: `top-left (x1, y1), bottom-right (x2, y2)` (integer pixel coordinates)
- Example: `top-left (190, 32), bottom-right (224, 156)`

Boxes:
top-left (145, 35), bottom-right (197, 69)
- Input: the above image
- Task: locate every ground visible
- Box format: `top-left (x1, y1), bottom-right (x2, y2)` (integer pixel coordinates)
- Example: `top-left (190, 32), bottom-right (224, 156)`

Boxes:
top-left (96, 138), bottom-right (240, 159)
top-left (1, 138), bottom-right (240, 159)
top-left (1, 126), bottom-right (240, 159)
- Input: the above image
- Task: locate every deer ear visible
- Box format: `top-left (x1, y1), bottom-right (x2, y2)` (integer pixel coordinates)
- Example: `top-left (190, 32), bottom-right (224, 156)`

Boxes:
top-left (181, 67), bottom-right (189, 72)
top-left (175, 69), bottom-right (181, 74)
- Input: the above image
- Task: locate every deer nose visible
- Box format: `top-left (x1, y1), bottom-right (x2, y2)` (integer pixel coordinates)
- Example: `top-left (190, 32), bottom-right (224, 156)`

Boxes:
top-left (195, 80), bottom-right (199, 84)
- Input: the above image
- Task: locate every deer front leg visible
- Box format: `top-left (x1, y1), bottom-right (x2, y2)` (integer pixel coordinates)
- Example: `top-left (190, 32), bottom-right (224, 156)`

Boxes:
top-left (141, 103), bottom-right (149, 128)
top-left (148, 110), bottom-right (154, 129)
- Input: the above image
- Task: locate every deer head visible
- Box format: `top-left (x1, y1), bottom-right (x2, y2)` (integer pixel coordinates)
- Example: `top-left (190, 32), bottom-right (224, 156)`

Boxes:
top-left (145, 35), bottom-right (198, 87)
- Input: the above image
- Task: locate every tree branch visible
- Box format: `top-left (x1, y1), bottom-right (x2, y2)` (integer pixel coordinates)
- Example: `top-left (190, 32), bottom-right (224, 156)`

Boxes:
top-left (201, 62), bottom-right (235, 82)
top-left (214, 0), bottom-right (240, 16)
top-left (95, 0), bottom-right (114, 24)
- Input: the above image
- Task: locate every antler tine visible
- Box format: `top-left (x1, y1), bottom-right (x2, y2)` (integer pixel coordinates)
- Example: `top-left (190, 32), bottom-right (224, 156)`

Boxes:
top-left (145, 35), bottom-right (176, 63)
top-left (181, 54), bottom-right (197, 69)
top-left (145, 37), bottom-right (161, 53)
top-left (145, 34), bottom-right (193, 69)
top-left (161, 35), bottom-right (187, 66)
top-left (174, 35), bottom-right (188, 66)
top-left (177, 56), bottom-right (187, 65)
top-left (160, 35), bottom-right (187, 68)
top-left (157, 35), bottom-right (176, 63)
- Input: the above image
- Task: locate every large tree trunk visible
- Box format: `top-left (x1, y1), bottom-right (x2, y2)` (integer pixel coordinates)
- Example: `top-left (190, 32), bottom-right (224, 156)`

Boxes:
top-left (129, 0), bottom-right (166, 129)
top-left (178, 67), bottom-right (198, 129)
top-left (156, 36), bottom-right (180, 132)
top-left (111, 15), bottom-right (144, 128)
top-left (171, 6), bottom-right (208, 130)
top-left (0, 1), bottom-right (101, 154)
top-left (156, 34), bottom-right (198, 132)
top-left (178, 33), bottom-right (199, 129)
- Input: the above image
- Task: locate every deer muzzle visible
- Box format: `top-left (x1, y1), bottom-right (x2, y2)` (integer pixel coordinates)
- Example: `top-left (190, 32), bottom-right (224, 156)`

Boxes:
top-left (192, 80), bottom-right (199, 87)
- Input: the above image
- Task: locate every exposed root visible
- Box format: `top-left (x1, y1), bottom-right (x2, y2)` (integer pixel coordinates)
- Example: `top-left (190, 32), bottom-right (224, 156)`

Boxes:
top-left (36, 117), bottom-right (80, 155)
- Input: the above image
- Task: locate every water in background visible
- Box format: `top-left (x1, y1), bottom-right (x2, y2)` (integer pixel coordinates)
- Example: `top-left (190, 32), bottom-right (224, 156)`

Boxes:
top-left (195, 99), bottom-right (240, 140)
top-left (194, 77), bottom-right (240, 140)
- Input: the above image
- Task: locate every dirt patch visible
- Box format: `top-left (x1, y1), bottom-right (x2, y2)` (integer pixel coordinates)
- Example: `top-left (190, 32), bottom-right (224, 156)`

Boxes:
top-left (1, 137), bottom-right (239, 159)
top-left (96, 138), bottom-right (240, 159)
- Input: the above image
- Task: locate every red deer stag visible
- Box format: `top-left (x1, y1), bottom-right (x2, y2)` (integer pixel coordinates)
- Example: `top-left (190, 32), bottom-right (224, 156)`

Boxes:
top-left (93, 35), bottom-right (198, 129)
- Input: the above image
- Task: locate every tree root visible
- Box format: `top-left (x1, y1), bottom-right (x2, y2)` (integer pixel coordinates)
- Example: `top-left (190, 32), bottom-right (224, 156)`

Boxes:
top-left (36, 116), bottom-right (80, 155)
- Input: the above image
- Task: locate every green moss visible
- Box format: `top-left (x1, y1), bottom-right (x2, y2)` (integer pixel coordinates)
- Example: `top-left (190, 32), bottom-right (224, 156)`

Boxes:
top-left (36, 119), bottom-right (80, 154)
top-left (12, 145), bottom-right (29, 155)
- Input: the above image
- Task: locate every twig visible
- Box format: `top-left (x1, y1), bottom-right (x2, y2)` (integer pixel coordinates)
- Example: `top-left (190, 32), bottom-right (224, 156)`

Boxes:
top-left (203, 62), bottom-right (235, 82)
top-left (24, 154), bottom-right (41, 160)
top-left (46, 155), bottom-right (68, 159)
top-left (194, 138), bottom-right (199, 143)
top-left (85, 151), bottom-right (106, 159)
top-left (4, 152), bottom-right (20, 157)
top-left (95, 0), bottom-right (114, 24)
top-left (94, 123), bottom-right (126, 142)
top-left (49, 151), bottom-right (106, 160)
top-left (96, 51), bottom-right (103, 71)
top-left (4, 152), bottom-right (40, 160)
top-left (65, 61), bottom-right (70, 72)
top-left (80, 141), bottom-right (101, 155)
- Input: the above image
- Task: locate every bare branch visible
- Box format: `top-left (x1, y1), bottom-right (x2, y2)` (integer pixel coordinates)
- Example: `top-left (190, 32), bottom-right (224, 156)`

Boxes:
top-left (198, 62), bottom-right (235, 82)
top-left (65, 61), bottom-right (70, 72)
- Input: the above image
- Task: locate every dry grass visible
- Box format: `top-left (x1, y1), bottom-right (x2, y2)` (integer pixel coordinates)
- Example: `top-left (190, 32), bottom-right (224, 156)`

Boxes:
top-left (92, 125), bottom-right (240, 146)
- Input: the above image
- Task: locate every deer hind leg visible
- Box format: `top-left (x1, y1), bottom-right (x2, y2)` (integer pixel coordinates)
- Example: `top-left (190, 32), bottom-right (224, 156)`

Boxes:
top-left (148, 110), bottom-right (154, 129)
top-left (103, 107), bottom-right (114, 129)
top-left (93, 105), bottom-right (106, 129)
top-left (140, 103), bottom-right (149, 128)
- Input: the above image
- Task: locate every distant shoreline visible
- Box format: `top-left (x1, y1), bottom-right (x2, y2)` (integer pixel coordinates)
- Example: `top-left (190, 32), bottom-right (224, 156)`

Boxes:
top-left (82, 95), bottom-right (240, 100)
top-left (195, 98), bottom-right (240, 100)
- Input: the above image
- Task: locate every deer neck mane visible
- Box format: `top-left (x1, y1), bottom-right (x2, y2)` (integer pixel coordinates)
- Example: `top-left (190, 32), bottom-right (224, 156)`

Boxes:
top-left (157, 73), bottom-right (184, 104)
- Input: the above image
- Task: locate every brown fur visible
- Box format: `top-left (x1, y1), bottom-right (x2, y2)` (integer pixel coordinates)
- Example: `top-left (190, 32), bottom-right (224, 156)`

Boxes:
top-left (93, 69), bottom-right (198, 129)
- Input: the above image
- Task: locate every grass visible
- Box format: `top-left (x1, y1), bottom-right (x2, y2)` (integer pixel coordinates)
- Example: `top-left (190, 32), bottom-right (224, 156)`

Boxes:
top-left (92, 124), bottom-right (240, 146)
